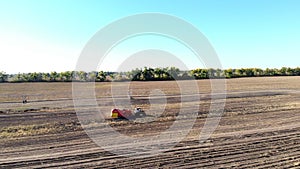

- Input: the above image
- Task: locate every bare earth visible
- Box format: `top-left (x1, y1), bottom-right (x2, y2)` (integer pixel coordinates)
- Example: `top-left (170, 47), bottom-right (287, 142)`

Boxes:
top-left (0, 77), bottom-right (299, 168)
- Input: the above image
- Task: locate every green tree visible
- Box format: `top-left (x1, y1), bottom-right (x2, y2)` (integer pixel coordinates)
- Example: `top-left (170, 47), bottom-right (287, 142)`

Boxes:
top-left (28, 72), bottom-right (42, 82)
top-left (0, 71), bottom-right (8, 82)
top-left (141, 67), bottom-right (155, 81)
top-left (42, 73), bottom-right (50, 81)
top-left (190, 68), bottom-right (201, 79)
top-left (97, 71), bottom-right (107, 82)
top-left (286, 67), bottom-right (293, 75)
top-left (253, 68), bottom-right (263, 76)
top-left (13, 73), bottom-right (24, 82)
top-left (244, 68), bottom-right (254, 77)
top-left (280, 67), bottom-right (287, 76)
top-left (154, 68), bottom-right (164, 80)
top-left (87, 71), bottom-right (97, 81)
top-left (60, 71), bottom-right (72, 82)
top-left (215, 68), bottom-right (223, 78)
top-left (293, 67), bottom-right (300, 76)
top-left (236, 68), bottom-right (246, 77)
top-left (166, 67), bottom-right (180, 79)
top-left (50, 71), bottom-right (59, 82)
top-left (78, 71), bottom-right (87, 81)
top-left (224, 68), bottom-right (233, 78)
top-left (208, 68), bottom-right (216, 78)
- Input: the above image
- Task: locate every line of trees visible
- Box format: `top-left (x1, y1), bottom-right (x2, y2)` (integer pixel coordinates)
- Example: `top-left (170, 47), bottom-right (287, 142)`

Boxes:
top-left (0, 71), bottom-right (114, 83)
top-left (0, 67), bottom-right (299, 83)
top-left (191, 67), bottom-right (300, 79)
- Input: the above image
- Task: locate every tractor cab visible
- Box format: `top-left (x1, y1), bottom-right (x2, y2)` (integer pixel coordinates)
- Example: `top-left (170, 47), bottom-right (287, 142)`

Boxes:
top-left (133, 107), bottom-right (146, 118)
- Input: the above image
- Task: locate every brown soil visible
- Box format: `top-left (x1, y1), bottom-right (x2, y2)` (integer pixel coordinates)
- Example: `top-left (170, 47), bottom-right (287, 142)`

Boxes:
top-left (0, 76), bottom-right (299, 168)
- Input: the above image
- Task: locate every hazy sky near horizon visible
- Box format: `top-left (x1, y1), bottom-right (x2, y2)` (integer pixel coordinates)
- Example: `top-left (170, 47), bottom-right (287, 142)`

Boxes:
top-left (0, 0), bottom-right (299, 73)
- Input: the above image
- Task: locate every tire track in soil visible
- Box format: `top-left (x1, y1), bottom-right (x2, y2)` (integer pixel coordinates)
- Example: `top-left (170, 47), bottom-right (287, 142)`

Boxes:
top-left (1, 113), bottom-right (299, 168)
top-left (1, 126), bottom-right (299, 168)
top-left (98, 129), bottom-right (300, 168)
top-left (1, 114), bottom-right (299, 168)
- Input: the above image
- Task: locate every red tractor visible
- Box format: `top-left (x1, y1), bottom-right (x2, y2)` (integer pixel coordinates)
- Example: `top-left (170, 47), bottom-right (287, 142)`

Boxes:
top-left (111, 107), bottom-right (146, 120)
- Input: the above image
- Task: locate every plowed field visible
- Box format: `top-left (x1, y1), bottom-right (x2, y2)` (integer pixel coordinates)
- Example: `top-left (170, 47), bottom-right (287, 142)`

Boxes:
top-left (0, 77), bottom-right (299, 168)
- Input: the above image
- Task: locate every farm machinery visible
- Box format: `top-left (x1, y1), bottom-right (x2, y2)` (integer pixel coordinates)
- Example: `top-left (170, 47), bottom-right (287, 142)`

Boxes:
top-left (111, 107), bottom-right (146, 120)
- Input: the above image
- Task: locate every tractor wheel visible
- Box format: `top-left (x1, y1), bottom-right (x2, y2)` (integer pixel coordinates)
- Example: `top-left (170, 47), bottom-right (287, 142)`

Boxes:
top-left (135, 111), bottom-right (146, 118)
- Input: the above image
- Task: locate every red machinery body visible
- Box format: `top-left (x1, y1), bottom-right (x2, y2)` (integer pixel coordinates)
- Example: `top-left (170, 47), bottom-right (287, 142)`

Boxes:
top-left (111, 108), bottom-right (134, 119)
top-left (111, 107), bottom-right (146, 119)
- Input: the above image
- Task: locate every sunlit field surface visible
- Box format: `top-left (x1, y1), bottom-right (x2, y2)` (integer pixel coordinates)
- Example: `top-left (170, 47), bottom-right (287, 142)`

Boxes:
top-left (0, 77), bottom-right (299, 168)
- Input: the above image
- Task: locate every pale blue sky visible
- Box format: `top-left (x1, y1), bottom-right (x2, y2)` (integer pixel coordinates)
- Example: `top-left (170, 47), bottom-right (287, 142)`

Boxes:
top-left (0, 0), bottom-right (299, 73)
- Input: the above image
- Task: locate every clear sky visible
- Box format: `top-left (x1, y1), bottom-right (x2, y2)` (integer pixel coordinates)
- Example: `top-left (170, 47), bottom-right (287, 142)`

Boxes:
top-left (0, 0), bottom-right (299, 73)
